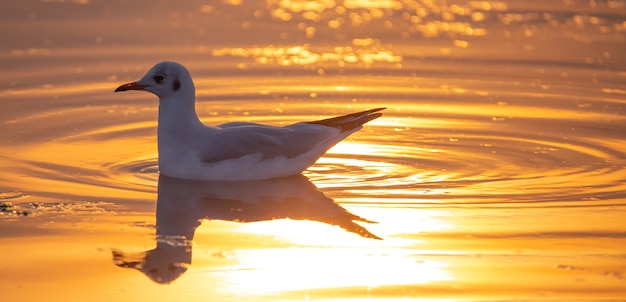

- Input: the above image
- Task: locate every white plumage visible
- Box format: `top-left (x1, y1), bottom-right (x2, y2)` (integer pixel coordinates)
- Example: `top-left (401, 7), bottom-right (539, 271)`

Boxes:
top-left (115, 61), bottom-right (384, 180)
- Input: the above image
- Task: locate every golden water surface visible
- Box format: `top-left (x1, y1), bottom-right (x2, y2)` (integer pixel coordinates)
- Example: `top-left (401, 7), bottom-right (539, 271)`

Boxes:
top-left (1, 0), bottom-right (625, 301)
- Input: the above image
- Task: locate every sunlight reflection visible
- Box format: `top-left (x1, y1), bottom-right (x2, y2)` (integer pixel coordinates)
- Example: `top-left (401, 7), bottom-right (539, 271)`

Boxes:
top-left (237, 219), bottom-right (383, 246)
top-left (212, 42), bottom-right (401, 67)
top-left (215, 247), bottom-right (452, 294)
top-left (233, 202), bottom-right (454, 244)
top-left (265, 0), bottom-right (496, 42)
top-left (312, 157), bottom-right (401, 179)
top-left (40, 0), bottom-right (90, 4)
top-left (232, 204), bottom-right (455, 247)
top-left (0, 81), bottom-right (117, 97)
top-left (2, 0), bottom-right (626, 300)
top-left (346, 206), bottom-right (453, 236)
top-left (327, 141), bottom-right (388, 157)
top-left (221, 207), bottom-right (454, 294)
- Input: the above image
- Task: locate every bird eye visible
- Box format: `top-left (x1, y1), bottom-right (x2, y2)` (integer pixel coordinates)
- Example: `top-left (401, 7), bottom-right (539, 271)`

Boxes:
top-left (153, 75), bottom-right (164, 84)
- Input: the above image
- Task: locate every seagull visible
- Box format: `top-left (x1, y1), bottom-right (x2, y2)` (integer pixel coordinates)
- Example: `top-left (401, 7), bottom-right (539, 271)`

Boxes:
top-left (114, 61), bottom-right (384, 181)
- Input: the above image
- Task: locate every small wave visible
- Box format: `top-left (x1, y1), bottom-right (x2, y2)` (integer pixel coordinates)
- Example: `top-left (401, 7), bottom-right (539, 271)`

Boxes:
top-left (1, 64), bottom-right (624, 212)
top-left (0, 201), bottom-right (114, 218)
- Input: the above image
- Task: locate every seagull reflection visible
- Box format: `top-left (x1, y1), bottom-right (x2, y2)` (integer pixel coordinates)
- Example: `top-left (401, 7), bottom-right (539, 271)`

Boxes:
top-left (112, 174), bottom-right (380, 284)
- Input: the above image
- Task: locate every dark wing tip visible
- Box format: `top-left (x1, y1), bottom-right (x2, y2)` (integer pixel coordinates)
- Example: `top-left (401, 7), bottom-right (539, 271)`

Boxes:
top-left (307, 107), bottom-right (386, 132)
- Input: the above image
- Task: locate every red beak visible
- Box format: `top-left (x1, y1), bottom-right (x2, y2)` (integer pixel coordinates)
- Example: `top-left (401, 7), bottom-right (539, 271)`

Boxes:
top-left (114, 81), bottom-right (146, 92)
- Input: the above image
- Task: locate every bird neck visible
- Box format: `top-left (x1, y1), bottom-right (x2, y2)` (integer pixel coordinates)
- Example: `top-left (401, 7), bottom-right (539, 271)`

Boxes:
top-left (157, 95), bottom-right (204, 135)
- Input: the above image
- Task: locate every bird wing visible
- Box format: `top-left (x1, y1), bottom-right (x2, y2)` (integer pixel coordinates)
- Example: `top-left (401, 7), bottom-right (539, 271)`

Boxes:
top-left (198, 108), bottom-right (385, 163)
top-left (199, 122), bottom-right (341, 163)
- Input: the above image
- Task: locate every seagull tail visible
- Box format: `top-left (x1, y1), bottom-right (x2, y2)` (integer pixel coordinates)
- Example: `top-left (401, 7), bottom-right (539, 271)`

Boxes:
top-left (307, 107), bottom-right (386, 132)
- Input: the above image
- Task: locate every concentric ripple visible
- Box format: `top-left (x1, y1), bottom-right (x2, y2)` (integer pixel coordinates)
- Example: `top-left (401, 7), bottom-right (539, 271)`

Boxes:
top-left (1, 0), bottom-right (625, 300)
top-left (1, 66), bottom-right (624, 212)
top-left (317, 125), bottom-right (626, 206)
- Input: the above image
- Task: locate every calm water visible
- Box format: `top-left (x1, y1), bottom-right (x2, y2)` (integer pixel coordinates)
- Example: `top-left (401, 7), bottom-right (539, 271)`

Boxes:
top-left (1, 0), bottom-right (625, 301)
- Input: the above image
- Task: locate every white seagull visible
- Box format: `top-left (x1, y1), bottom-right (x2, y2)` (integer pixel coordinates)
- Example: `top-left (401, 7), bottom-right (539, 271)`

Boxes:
top-left (115, 61), bottom-right (384, 181)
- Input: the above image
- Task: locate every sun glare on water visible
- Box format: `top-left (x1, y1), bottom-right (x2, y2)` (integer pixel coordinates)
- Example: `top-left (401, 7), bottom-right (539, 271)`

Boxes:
top-left (218, 248), bottom-right (451, 294)
top-left (200, 205), bottom-right (457, 295)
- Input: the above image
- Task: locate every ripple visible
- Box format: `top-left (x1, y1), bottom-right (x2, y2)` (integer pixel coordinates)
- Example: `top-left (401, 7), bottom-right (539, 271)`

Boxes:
top-left (0, 200), bottom-right (113, 218)
top-left (309, 112), bottom-right (626, 209)
top-left (0, 191), bottom-right (27, 201)
top-left (1, 59), bottom-right (624, 212)
top-left (104, 157), bottom-right (160, 185)
top-left (300, 91), bottom-right (626, 209)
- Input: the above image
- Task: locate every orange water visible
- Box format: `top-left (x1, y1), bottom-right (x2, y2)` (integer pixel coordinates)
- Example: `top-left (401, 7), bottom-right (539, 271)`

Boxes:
top-left (1, 0), bottom-right (625, 301)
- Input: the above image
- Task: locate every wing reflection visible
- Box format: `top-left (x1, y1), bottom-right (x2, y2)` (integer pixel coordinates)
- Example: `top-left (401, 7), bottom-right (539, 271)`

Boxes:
top-left (112, 174), bottom-right (380, 284)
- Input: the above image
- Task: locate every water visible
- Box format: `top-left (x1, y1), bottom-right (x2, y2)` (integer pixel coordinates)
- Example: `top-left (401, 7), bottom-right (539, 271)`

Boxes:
top-left (1, 0), bottom-right (625, 301)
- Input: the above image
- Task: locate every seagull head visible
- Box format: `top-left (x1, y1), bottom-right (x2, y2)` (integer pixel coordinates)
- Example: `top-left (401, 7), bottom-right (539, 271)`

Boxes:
top-left (114, 61), bottom-right (194, 100)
